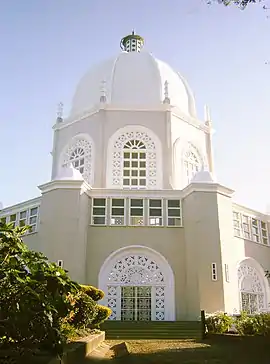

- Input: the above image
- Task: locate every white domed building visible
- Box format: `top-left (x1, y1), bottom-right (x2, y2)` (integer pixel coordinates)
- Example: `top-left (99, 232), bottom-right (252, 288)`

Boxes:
top-left (1, 32), bottom-right (270, 324)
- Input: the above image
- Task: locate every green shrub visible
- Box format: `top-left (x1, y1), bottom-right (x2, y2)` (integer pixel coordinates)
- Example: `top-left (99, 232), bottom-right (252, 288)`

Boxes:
top-left (80, 285), bottom-right (104, 301)
top-left (92, 305), bottom-right (112, 326)
top-left (205, 312), bottom-right (233, 334)
top-left (0, 222), bottom-right (80, 358)
top-left (67, 291), bottom-right (98, 329)
top-left (234, 311), bottom-right (259, 335)
top-left (255, 312), bottom-right (270, 336)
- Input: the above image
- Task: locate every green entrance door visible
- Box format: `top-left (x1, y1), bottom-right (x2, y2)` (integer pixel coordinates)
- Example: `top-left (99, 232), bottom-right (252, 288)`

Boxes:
top-left (121, 286), bottom-right (151, 321)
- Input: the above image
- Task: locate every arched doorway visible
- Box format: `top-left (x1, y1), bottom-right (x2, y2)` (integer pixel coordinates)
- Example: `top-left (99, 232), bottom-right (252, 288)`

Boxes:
top-left (237, 258), bottom-right (270, 314)
top-left (98, 246), bottom-right (175, 321)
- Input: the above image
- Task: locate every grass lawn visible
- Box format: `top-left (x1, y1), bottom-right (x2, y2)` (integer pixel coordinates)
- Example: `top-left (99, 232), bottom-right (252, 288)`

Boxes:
top-left (92, 335), bottom-right (270, 364)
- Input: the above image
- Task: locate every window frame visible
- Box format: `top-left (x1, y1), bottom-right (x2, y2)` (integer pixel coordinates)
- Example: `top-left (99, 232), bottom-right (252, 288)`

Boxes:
top-left (91, 198), bottom-right (107, 226)
top-left (129, 198), bottom-right (145, 226)
top-left (148, 199), bottom-right (163, 227)
top-left (211, 263), bottom-right (218, 281)
top-left (166, 199), bottom-right (182, 227)
top-left (110, 198), bottom-right (126, 226)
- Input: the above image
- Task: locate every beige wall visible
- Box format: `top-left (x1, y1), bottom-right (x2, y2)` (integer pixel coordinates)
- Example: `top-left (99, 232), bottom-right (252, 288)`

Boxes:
top-left (245, 240), bottom-right (270, 271)
top-left (37, 184), bottom-right (90, 283)
top-left (183, 190), bottom-right (225, 315)
top-left (19, 183), bottom-right (270, 320)
top-left (86, 226), bottom-right (187, 319)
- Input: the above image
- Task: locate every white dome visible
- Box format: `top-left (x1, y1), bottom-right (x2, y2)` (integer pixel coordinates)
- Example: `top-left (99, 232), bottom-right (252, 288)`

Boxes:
top-left (71, 51), bottom-right (196, 118)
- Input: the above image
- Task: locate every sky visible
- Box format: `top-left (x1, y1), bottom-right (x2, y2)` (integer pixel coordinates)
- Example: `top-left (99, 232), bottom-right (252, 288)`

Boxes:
top-left (0, 0), bottom-right (270, 212)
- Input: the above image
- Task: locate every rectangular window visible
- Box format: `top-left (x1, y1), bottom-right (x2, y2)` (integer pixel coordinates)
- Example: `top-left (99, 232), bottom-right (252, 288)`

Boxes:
top-left (211, 263), bottom-right (217, 281)
top-left (110, 198), bottom-right (125, 226)
top-left (19, 210), bottom-right (27, 227)
top-left (0, 217), bottom-right (7, 224)
top-left (167, 200), bottom-right (182, 227)
top-left (225, 264), bottom-right (230, 282)
top-left (260, 221), bottom-right (268, 245)
top-left (10, 213), bottom-right (17, 226)
top-left (29, 207), bottom-right (39, 233)
top-left (148, 199), bottom-right (162, 226)
top-left (92, 198), bottom-right (106, 225)
top-left (130, 199), bottom-right (144, 226)
top-left (233, 211), bottom-right (241, 237)
top-left (57, 260), bottom-right (63, 268)
top-left (242, 215), bottom-right (251, 240)
top-left (251, 218), bottom-right (260, 243)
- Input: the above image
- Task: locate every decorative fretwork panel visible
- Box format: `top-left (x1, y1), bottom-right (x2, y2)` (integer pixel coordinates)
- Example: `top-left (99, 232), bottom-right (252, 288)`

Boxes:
top-left (155, 286), bottom-right (165, 321)
top-left (238, 263), bottom-right (265, 313)
top-left (107, 286), bottom-right (118, 320)
top-left (108, 254), bottom-right (164, 285)
top-left (62, 138), bottom-right (93, 184)
top-left (111, 131), bottom-right (157, 188)
top-left (183, 145), bottom-right (201, 184)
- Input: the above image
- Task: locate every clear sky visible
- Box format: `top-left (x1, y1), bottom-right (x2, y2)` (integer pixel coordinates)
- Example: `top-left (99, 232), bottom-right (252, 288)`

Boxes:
top-left (0, 0), bottom-right (269, 212)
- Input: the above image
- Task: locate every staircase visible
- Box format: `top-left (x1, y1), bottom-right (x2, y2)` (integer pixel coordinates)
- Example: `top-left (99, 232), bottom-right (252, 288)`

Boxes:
top-left (101, 321), bottom-right (202, 340)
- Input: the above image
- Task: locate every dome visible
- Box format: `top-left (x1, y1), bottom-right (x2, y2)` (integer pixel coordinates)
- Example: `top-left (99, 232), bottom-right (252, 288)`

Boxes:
top-left (70, 33), bottom-right (196, 118)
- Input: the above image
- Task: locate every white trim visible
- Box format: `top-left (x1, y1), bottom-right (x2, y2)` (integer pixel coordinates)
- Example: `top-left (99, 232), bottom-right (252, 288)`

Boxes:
top-left (57, 260), bottom-right (63, 268)
top-left (58, 133), bottom-right (95, 186)
top-left (211, 263), bottom-right (217, 281)
top-left (182, 182), bottom-right (234, 199)
top-left (98, 245), bottom-right (175, 321)
top-left (106, 125), bottom-right (163, 190)
top-left (38, 180), bottom-right (91, 194)
top-left (0, 197), bottom-right (41, 216)
top-left (237, 257), bottom-right (270, 312)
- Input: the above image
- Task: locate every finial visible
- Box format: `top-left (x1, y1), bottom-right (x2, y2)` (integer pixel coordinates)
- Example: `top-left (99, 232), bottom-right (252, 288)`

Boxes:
top-left (56, 102), bottom-right (63, 122)
top-left (204, 104), bottom-right (211, 124)
top-left (163, 80), bottom-right (170, 104)
top-left (120, 31), bottom-right (144, 53)
top-left (100, 80), bottom-right (107, 103)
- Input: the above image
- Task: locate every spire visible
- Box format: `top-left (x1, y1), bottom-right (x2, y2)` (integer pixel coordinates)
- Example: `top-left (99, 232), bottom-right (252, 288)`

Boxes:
top-left (100, 80), bottom-right (107, 103)
top-left (120, 30), bottom-right (144, 53)
top-left (204, 104), bottom-right (211, 125)
top-left (204, 104), bottom-right (215, 174)
top-left (163, 80), bottom-right (170, 104)
top-left (56, 102), bottom-right (63, 123)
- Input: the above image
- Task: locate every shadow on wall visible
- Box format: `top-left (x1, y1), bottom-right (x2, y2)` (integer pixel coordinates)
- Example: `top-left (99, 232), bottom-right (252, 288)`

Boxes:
top-left (82, 335), bottom-right (270, 364)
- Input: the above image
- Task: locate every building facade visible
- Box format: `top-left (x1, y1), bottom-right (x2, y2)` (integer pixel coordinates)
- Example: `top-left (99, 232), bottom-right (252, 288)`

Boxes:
top-left (1, 32), bottom-right (270, 321)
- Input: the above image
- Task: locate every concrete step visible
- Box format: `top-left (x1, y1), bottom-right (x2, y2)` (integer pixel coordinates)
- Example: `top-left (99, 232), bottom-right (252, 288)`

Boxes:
top-left (102, 321), bottom-right (202, 340)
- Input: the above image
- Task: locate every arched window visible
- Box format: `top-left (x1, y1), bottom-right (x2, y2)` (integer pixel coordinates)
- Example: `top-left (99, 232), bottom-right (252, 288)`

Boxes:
top-left (108, 128), bottom-right (161, 189)
top-left (69, 147), bottom-right (85, 174)
top-left (238, 262), bottom-right (266, 314)
top-left (61, 137), bottom-right (93, 185)
top-left (183, 147), bottom-right (201, 184)
top-left (123, 140), bottom-right (147, 188)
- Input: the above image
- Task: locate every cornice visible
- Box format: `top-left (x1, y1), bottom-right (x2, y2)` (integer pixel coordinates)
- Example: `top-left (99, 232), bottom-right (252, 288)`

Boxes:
top-left (0, 196), bottom-right (42, 215)
top-left (182, 182), bottom-right (234, 199)
top-left (38, 179), bottom-right (91, 194)
top-left (233, 202), bottom-right (269, 220)
top-left (84, 188), bottom-right (184, 199)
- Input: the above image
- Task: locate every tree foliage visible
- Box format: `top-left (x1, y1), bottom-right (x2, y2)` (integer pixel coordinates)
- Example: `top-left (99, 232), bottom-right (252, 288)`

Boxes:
top-left (207, 0), bottom-right (263, 9)
top-left (0, 222), bottom-right (110, 360)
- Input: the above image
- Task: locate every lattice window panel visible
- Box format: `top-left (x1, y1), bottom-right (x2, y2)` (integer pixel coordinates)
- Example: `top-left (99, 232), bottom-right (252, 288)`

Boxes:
top-left (238, 264), bottom-right (265, 313)
top-left (111, 131), bottom-right (157, 188)
top-left (108, 254), bottom-right (164, 285)
top-left (107, 286), bottom-right (117, 320)
top-left (62, 138), bottom-right (93, 184)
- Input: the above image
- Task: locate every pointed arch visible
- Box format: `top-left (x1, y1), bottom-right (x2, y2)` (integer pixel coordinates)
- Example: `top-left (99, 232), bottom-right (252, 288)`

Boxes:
top-left (59, 134), bottom-right (94, 185)
top-left (106, 125), bottom-right (163, 189)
